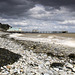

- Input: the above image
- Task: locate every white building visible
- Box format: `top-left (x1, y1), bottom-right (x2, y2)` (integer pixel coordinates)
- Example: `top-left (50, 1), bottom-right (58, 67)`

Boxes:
top-left (7, 28), bottom-right (22, 31)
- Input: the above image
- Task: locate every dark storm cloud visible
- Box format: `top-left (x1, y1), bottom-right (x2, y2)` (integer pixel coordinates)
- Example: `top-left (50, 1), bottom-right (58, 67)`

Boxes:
top-left (0, 0), bottom-right (75, 18)
top-left (0, 0), bottom-right (34, 18)
top-left (0, 0), bottom-right (75, 17)
top-left (0, 0), bottom-right (75, 32)
top-left (31, 0), bottom-right (75, 8)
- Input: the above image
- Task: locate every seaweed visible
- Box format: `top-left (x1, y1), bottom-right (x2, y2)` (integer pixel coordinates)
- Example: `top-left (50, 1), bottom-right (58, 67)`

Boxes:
top-left (0, 48), bottom-right (21, 68)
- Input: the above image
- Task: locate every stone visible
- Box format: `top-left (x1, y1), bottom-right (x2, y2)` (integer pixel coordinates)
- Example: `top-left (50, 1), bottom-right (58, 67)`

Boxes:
top-left (51, 62), bottom-right (64, 68)
top-left (3, 66), bottom-right (7, 69)
top-left (57, 52), bottom-right (64, 57)
top-left (67, 70), bottom-right (72, 75)
top-left (69, 54), bottom-right (75, 58)
top-left (31, 48), bottom-right (34, 50)
top-left (1, 67), bottom-right (4, 70)
top-left (45, 61), bottom-right (50, 66)
top-left (33, 66), bottom-right (39, 69)
top-left (10, 69), bottom-right (14, 74)
top-left (47, 52), bottom-right (54, 57)
top-left (5, 71), bottom-right (9, 74)
top-left (44, 73), bottom-right (50, 75)
top-left (65, 63), bottom-right (73, 69)
top-left (6, 65), bottom-right (11, 69)
top-left (54, 68), bottom-right (59, 71)
top-left (17, 69), bottom-right (20, 74)
top-left (20, 69), bottom-right (24, 72)
top-left (58, 71), bottom-right (67, 75)
top-left (72, 67), bottom-right (75, 72)
top-left (48, 70), bottom-right (54, 75)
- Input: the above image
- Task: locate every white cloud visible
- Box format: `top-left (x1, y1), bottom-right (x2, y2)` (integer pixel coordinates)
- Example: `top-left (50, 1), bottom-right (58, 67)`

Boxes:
top-left (59, 20), bottom-right (75, 24)
top-left (27, 4), bottom-right (74, 22)
top-left (12, 21), bottom-right (28, 26)
top-left (28, 4), bottom-right (51, 19)
top-left (0, 17), bottom-right (7, 21)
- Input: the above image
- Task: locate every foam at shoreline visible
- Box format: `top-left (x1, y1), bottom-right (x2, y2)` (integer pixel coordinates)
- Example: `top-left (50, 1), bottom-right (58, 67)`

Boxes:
top-left (9, 33), bottom-right (75, 48)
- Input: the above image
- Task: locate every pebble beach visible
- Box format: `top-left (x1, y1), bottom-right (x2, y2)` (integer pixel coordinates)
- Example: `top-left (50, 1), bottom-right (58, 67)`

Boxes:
top-left (0, 31), bottom-right (75, 75)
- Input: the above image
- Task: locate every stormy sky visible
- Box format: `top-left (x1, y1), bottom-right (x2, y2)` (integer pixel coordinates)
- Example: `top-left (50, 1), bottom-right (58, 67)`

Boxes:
top-left (0, 0), bottom-right (75, 32)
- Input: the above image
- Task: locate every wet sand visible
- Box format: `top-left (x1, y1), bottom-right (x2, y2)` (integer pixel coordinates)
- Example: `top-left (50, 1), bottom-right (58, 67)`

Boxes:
top-left (20, 33), bottom-right (75, 38)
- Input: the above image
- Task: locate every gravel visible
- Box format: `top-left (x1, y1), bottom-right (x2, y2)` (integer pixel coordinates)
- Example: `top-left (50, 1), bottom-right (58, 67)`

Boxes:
top-left (0, 32), bottom-right (75, 75)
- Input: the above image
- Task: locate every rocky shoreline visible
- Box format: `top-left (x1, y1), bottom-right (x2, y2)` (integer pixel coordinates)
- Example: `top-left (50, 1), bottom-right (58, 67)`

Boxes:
top-left (0, 32), bottom-right (75, 75)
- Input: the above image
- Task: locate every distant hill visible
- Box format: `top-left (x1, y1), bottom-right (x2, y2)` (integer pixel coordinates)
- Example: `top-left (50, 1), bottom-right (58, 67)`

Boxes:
top-left (0, 23), bottom-right (12, 31)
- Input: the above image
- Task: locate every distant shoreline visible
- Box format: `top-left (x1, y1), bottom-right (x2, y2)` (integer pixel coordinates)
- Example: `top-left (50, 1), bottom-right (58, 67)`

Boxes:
top-left (7, 31), bottom-right (75, 34)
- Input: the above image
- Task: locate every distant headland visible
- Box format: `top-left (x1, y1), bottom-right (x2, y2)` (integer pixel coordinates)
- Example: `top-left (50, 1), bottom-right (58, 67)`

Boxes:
top-left (0, 23), bottom-right (12, 31)
top-left (0, 23), bottom-right (69, 33)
